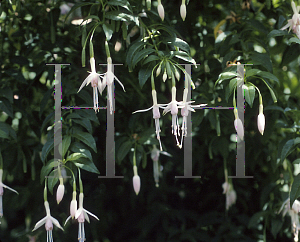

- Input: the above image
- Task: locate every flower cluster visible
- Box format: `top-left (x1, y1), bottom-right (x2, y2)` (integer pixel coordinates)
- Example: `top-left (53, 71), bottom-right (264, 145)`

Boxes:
top-left (78, 56), bottom-right (125, 114)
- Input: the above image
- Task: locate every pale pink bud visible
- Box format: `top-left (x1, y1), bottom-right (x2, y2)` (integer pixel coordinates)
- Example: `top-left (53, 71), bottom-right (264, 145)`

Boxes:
top-left (226, 190), bottom-right (237, 210)
top-left (292, 200), bottom-right (300, 213)
top-left (56, 184), bottom-right (65, 204)
top-left (180, 4), bottom-right (186, 21)
top-left (70, 199), bottom-right (77, 218)
top-left (257, 113), bottom-right (265, 135)
top-left (157, 3), bottom-right (165, 21)
top-left (162, 70), bottom-right (167, 82)
top-left (175, 68), bottom-right (180, 80)
top-left (222, 182), bottom-right (229, 194)
top-left (156, 65), bottom-right (161, 76)
top-left (234, 118), bottom-right (244, 140)
top-left (133, 175), bottom-right (141, 195)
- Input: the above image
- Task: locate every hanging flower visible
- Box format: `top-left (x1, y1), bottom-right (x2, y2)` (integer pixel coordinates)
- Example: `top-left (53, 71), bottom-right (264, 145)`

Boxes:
top-left (32, 201), bottom-right (64, 241)
top-left (281, 1), bottom-right (300, 39)
top-left (222, 181), bottom-right (237, 210)
top-left (0, 169), bottom-right (18, 217)
top-left (132, 166), bottom-right (141, 195)
top-left (78, 57), bottom-right (104, 113)
top-left (133, 90), bottom-right (167, 151)
top-left (163, 86), bottom-right (184, 146)
top-left (257, 104), bottom-right (265, 135)
top-left (100, 57), bottom-right (126, 115)
top-left (179, 88), bottom-right (206, 148)
top-left (180, 0), bottom-right (186, 21)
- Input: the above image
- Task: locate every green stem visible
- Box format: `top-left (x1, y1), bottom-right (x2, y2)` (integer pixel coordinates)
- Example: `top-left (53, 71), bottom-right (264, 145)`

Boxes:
top-left (78, 168), bottom-right (83, 193)
top-left (44, 179), bottom-right (48, 202)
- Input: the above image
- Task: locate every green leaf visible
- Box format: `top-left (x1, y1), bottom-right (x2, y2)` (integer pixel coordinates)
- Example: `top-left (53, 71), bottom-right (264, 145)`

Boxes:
top-left (76, 109), bottom-right (99, 124)
top-left (64, 2), bottom-right (94, 24)
top-left (66, 152), bottom-right (86, 161)
top-left (107, 0), bottom-right (132, 13)
top-left (267, 29), bottom-right (290, 38)
top-left (249, 52), bottom-right (273, 73)
top-left (122, 21), bottom-right (127, 40)
top-left (72, 118), bottom-right (92, 133)
top-left (171, 51), bottom-right (196, 65)
top-left (103, 23), bottom-right (113, 41)
top-left (248, 211), bottom-right (268, 229)
top-left (142, 55), bottom-right (160, 65)
top-left (0, 122), bottom-right (17, 140)
top-left (0, 98), bottom-right (13, 118)
top-left (244, 84), bottom-right (255, 108)
top-left (69, 142), bottom-right (93, 161)
top-left (289, 37), bottom-right (300, 45)
top-left (271, 218), bottom-right (284, 239)
top-left (41, 111), bottom-right (54, 132)
top-left (258, 78), bottom-right (277, 103)
top-left (47, 170), bottom-right (59, 194)
top-left (117, 140), bottom-right (132, 162)
top-left (291, 173), bottom-right (300, 207)
top-left (39, 87), bottom-right (53, 119)
top-left (281, 44), bottom-right (300, 66)
top-left (165, 37), bottom-right (190, 53)
top-left (0, 87), bottom-right (13, 103)
top-left (281, 138), bottom-right (300, 163)
top-left (246, 69), bottom-right (279, 85)
top-left (73, 158), bottom-right (100, 174)
top-left (132, 48), bottom-right (155, 69)
top-left (215, 72), bottom-right (237, 87)
top-left (126, 40), bottom-right (147, 70)
top-left (72, 132), bottom-right (97, 153)
top-left (62, 135), bottom-right (71, 158)
top-left (138, 63), bottom-right (155, 88)
top-left (105, 11), bottom-right (138, 24)
top-left (41, 138), bottom-right (54, 164)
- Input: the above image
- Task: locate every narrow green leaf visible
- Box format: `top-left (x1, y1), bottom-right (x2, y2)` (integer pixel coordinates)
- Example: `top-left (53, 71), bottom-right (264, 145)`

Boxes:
top-left (139, 63), bottom-right (155, 88)
top-left (244, 84), bottom-right (255, 108)
top-left (281, 139), bottom-right (296, 163)
top-left (290, 173), bottom-right (300, 207)
top-left (132, 48), bottom-right (155, 69)
top-left (0, 98), bottom-right (13, 118)
top-left (62, 135), bottom-right (71, 158)
top-left (41, 138), bottom-right (54, 164)
top-left (117, 140), bottom-right (132, 162)
top-left (74, 158), bottom-right (100, 174)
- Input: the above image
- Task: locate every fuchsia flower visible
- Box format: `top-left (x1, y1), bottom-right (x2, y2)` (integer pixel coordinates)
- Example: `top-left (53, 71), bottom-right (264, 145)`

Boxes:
top-left (100, 57), bottom-right (126, 115)
top-left (133, 90), bottom-right (167, 151)
top-left (180, 0), bottom-right (186, 21)
top-left (32, 201), bottom-right (64, 242)
top-left (257, 104), bottom-right (265, 135)
top-left (157, 0), bottom-right (165, 21)
top-left (179, 88), bottom-right (206, 148)
top-left (0, 169), bottom-right (18, 217)
top-left (281, 1), bottom-right (300, 39)
top-left (56, 184), bottom-right (64, 204)
top-left (132, 165), bottom-right (141, 195)
top-left (65, 193), bottom-right (99, 242)
top-left (78, 57), bottom-right (104, 113)
top-left (222, 181), bottom-right (237, 210)
top-left (163, 86), bottom-right (184, 146)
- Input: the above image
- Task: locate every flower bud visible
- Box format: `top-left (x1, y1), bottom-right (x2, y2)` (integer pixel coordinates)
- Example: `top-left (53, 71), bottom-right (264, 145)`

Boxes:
top-left (257, 113), bottom-right (265, 135)
top-left (157, 3), bottom-right (165, 21)
top-left (156, 65), bottom-right (161, 77)
top-left (146, 0), bottom-right (151, 10)
top-left (56, 184), bottom-right (65, 204)
top-left (234, 118), bottom-right (244, 140)
top-left (162, 69), bottom-right (167, 82)
top-left (133, 175), bottom-right (141, 195)
top-left (180, 4), bottom-right (186, 21)
top-left (70, 191), bottom-right (77, 218)
top-left (175, 68), bottom-right (180, 80)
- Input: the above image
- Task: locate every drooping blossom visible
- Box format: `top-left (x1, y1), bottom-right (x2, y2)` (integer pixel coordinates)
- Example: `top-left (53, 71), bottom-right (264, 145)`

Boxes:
top-left (100, 57), bottom-right (125, 115)
top-left (132, 165), bottom-right (141, 195)
top-left (180, 0), bottom-right (186, 21)
top-left (78, 57), bottom-right (104, 113)
top-left (65, 193), bottom-right (99, 242)
top-left (257, 104), bottom-right (265, 135)
top-left (222, 181), bottom-right (237, 210)
top-left (0, 169), bottom-right (18, 217)
top-left (163, 86), bottom-right (184, 146)
top-left (179, 88), bottom-right (206, 148)
top-left (56, 183), bottom-right (64, 205)
top-left (233, 108), bottom-right (244, 140)
top-left (281, 1), bottom-right (300, 39)
top-left (278, 198), bottom-right (300, 242)
top-left (32, 201), bottom-right (64, 242)
top-left (133, 90), bottom-right (167, 151)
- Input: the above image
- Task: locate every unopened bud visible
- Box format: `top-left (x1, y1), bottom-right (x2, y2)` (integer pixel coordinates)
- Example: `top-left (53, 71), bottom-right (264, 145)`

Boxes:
top-left (180, 4), bottom-right (186, 21)
top-left (157, 3), bottom-right (165, 21)
top-left (56, 184), bottom-right (65, 204)
top-left (234, 118), bottom-right (244, 140)
top-left (175, 68), bottom-right (180, 80)
top-left (163, 69), bottom-right (167, 82)
top-left (156, 65), bottom-right (161, 76)
top-left (133, 175), bottom-right (141, 195)
top-left (146, 0), bottom-right (151, 10)
top-left (257, 113), bottom-right (265, 135)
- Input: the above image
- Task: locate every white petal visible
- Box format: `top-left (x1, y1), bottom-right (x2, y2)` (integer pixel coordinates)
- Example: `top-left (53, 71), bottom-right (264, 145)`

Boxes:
top-left (132, 106), bottom-right (153, 114)
top-left (64, 215), bottom-right (72, 226)
top-left (113, 74), bottom-right (126, 92)
top-left (84, 210), bottom-right (90, 223)
top-left (2, 183), bottom-right (18, 194)
top-left (78, 74), bottom-right (93, 92)
top-left (32, 216), bottom-right (47, 231)
top-left (50, 216), bottom-right (64, 231)
top-left (84, 208), bottom-right (99, 221)
top-left (75, 208), bottom-right (83, 219)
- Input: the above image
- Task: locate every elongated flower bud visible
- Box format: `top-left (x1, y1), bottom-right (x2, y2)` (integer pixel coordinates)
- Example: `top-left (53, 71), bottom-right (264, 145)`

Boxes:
top-left (157, 3), bottom-right (165, 21)
top-left (156, 65), bottom-right (161, 77)
top-left (133, 166), bottom-right (140, 195)
top-left (146, 0), bottom-right (151, 10)
top-left (163, 69), bottom-right (167, 82)
top-left (175, 68), bottom-right (180, 80)
top-left (257, 113), bottom-right (265, 135)
top-left (180, 4), bottom-right (186, 21)
top-left (234, 118), bottom-right (244, 140)
top-left (56, 184), bottom-right (64, 204)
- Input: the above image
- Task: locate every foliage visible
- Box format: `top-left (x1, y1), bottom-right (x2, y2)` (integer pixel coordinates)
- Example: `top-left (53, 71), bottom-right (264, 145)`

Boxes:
top-left (0, 0), bottom-right (300, 241)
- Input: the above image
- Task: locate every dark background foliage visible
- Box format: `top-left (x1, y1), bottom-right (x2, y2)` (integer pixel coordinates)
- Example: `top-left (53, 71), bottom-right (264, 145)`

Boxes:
top-left (0, 0), bottom-right (300, 241)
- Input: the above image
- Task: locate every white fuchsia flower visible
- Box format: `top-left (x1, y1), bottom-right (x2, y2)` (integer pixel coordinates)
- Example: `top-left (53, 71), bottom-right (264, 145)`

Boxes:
top-left (56, 182), bottom-right (64, 205)
top-left (281, 1), bottom-right (300, 39)
top-left (222, 181), bottom-right (237, 210)
top-left (163, 86), bottom-right (184, 146)
top-left (133, 90), bottom-right (167, 151)
top-left (32, 201), bottom-right (64, 242)
top-left (0, 169), bottom-right (18, 217)
top-left (179, 88), bottom-right (206, 148)
top-left (65, 193), bottom-right (99, 242)
top-left (78, 57), bottom-right (104, 113)
top-left (100, 57), bottom-right (125, 115)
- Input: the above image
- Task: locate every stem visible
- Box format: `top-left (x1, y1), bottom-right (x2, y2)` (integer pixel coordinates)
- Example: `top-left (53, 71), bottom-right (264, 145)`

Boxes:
top-left (44, 179), bottom-right (48, 202)
top-left (78, 169), bottom-right (83, 194)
